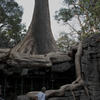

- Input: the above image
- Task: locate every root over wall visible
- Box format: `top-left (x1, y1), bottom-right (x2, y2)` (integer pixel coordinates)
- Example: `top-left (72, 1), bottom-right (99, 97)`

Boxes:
top-left (18, 33), bottom-right (100, 100)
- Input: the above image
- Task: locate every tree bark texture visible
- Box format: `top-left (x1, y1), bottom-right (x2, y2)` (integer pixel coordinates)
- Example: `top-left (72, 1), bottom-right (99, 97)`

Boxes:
top-left (12, 0), bottom-right (58, 55)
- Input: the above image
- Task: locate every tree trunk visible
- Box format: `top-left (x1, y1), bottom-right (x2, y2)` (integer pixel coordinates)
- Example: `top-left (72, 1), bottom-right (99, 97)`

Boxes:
top-left (12, 0), bottom-right (58, 54)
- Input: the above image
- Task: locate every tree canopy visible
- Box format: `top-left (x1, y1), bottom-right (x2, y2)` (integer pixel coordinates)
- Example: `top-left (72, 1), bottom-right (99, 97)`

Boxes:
top-left (55, 0), bottom-right (100, 38)
top-left (56, 32), bottom-right (76, 53)
top-left (0, 0), bottom-right (26, 48)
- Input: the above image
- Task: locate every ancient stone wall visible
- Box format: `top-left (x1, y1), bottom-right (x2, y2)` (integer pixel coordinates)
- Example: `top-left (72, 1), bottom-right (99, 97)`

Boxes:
top-left (81, 33), bottom-right (100, 100)
top-left (48, 33), bottom-right (100, 100)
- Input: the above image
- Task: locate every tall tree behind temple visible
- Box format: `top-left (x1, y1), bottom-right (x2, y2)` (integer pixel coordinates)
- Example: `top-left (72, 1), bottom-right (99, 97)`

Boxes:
top-left (55, 0), bottom-right (100, 39)
top-left (12, 0), bottom-right (58, 54)
top-left (0, 0), bottom-right (26, 48)
top-left (56, 32), bottom-right (76, 53)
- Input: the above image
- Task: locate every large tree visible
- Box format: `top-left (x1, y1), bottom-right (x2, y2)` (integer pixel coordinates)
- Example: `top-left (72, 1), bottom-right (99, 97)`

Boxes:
top-left (0, 0), bottom-right (89, 99)
top-left (55, 0), bottom-right (100, 38)
top-left (11, 0), bottom-right (58, 55)
top-left (0, 0), bottom-right (26, 48)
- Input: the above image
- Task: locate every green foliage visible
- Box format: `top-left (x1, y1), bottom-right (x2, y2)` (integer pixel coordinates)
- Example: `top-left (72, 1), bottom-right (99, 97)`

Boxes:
top-left (0, 0), bottom-right (26, 48)
top-left (56, 32), bottom-right (76, 53)
top-left (78, 32), bottom-right (90, 40)
top-left (55, 0), bottom-right (100, 38)
top-left (55, 8), bottom-right (74, 22)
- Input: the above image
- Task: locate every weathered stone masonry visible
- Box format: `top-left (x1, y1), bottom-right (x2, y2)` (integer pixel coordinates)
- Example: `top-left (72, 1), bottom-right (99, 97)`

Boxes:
top-left (48, 33), bottom-right (100, 100)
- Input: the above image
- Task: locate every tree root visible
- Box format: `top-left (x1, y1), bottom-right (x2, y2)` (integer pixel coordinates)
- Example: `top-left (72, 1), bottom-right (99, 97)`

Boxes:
top-left (71, 79), bottom-right (90, 100)
top-left (26, 79), bottom-right (85, 99)
top-left (71, 90), bottom-right (76, 100)
top-left (26, 41), bottom-right (90, 100)
top-left (83, 83), bottom-right (90, 100)
top-left (0, 48), bottom-right (11, 61)
top-left (26, 78), bottom-right (90, 100)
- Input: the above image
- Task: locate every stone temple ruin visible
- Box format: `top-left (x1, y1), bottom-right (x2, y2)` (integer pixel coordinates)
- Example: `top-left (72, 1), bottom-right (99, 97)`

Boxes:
top-left (0, 0), bottom-right (100, 100)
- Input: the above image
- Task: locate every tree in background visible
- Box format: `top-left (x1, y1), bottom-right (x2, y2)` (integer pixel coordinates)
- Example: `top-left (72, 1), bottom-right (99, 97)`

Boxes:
top-left (0, 0), bottom-right (26, 48)
top-left (56, 32), bottom-right (76, 53)
top-left (55, 0), bottom-right (100, 39)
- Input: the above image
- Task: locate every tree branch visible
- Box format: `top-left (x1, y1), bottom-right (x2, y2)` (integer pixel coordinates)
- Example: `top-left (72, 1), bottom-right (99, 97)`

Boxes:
top-left (77, 15), bottom-right (83, 28)
top-left (67, 22), bottom-right (80, 35)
